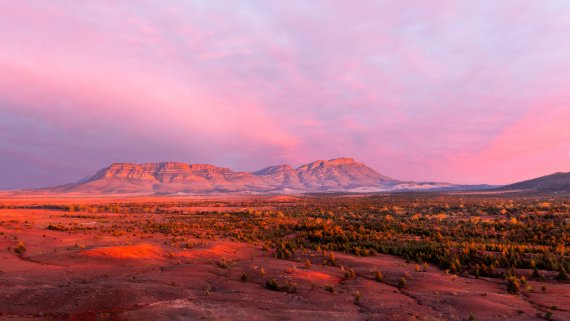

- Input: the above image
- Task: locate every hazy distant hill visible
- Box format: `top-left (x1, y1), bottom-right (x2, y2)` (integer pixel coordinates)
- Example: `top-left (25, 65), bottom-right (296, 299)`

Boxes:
top-left (493, 172), bottom-right (570, 193)
top-left (34, 158), bottom-right (471, 195)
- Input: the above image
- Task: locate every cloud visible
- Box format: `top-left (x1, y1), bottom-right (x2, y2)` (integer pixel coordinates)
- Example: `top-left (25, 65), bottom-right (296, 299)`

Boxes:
top-left (1, 0), bottom-right (570, 188)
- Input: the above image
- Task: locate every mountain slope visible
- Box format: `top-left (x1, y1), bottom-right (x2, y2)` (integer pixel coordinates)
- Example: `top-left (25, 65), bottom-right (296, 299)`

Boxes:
top-left (494, 172), bottom-right (570, 193)
top-left (295, 158), bottom-right (391, 189)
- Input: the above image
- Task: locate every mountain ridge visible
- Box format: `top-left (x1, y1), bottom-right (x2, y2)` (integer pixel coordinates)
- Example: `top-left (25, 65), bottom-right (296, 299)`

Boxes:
top-left (493, 171), bottom-right (570, 193)
top-left (37, 157), bottom-right (460, 195)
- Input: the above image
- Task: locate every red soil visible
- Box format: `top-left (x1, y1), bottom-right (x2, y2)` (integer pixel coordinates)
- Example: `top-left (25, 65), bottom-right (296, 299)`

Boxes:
top-left (82, 244), bottom-right (164, 260)
top-left (0, 196), bottom-right (568, 321)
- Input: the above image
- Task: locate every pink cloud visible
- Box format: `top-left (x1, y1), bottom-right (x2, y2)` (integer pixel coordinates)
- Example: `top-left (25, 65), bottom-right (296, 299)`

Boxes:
top-left (1, 1), bottom-right (570, 188)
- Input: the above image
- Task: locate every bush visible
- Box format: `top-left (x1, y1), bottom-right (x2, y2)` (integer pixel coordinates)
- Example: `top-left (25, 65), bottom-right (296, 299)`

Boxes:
top-left (259, 267), bottom-right (266, 276)
top-left (276, 240), bottom-right (294, 259)
top-left (14, 242), bottom-right (26, 256)
top-left (557, 267), bottom-right (567, 281)
top-left (265, 278), bottom-right (279, 291)
top-left (398, 276), bottom-right (407, 289)
top-left (47, 224), bottom-right (66, 231)
top-left (327, 252), bottom-right (336, 266)
top-left (545, 310), bottom-right (553, 321)
top-left (506, 277), bottom-right (520, 294)
top-left (344, 268), bottom-right (356, 280)
top-left (265, 278), bottom-right (296, 292)
top-left (375, 270), bottom-right (384, 282)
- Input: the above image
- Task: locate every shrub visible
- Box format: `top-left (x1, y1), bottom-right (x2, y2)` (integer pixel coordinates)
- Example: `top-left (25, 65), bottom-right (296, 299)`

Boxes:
top-left (14, 242), bottom-right (26, 256)
top-left (374, 270), bottom-right (384, 282)
top-left (327, 252), bottom-right (336, 266)
top-left (344, 268), bottom-right (356, 280)
top-left (265, 278), bottom-right (279, 291)
top-left (506, 277), bottom-right (520, 294)
top-left (259, 267), bottom-right (266, 276)
top-left (216, 258), bottom-right (229, 269)
top-left (398, 276), bottom-right (407, 289)
top-left (265, 278), bottom-right (296, 292)
top-left (557, 267), bottom-right (567, 281)
top-left (47, 224), bottom-right (66, 231)
top-left (276, 240), bottom-right (294, 259)
top-left (545, 310), bottom-right (553, 321)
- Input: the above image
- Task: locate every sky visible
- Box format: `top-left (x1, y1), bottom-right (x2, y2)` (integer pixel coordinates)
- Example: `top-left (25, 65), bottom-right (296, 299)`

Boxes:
top-left (1, 0), bottom-right (570, 189)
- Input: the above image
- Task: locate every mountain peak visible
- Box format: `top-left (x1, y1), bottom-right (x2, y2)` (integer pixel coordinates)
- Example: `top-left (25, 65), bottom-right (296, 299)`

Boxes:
top-left (297, 157), bottom-right (364, 170)
top-left (327, 157), bottom-right (357, 165)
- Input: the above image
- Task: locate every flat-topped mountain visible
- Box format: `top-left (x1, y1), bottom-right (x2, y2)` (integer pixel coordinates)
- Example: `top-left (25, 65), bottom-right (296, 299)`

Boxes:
top-left (39, 158), bottom-right (457, 194)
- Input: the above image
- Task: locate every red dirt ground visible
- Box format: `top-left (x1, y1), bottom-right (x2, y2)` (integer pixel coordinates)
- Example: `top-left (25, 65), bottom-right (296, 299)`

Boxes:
top-left (0, 196), bottom-right (568, 321)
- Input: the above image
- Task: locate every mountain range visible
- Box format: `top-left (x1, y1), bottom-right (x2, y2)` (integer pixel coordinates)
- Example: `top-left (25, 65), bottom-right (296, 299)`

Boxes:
top-left (22, 158), bottom-right (569, 195)
top-left (40, 158), bottom-right (462, 195)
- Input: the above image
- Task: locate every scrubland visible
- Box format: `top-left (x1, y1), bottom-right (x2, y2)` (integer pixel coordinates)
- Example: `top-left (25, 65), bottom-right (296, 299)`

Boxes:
top-left (0, 194), bottom-right (568, 320)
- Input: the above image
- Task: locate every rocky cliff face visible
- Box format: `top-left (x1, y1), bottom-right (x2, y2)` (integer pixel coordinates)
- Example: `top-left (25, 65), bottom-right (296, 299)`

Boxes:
top-left (93, 162), bottom-right (256, 183)
top-left (45, 158), bottom-right (415, 194)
